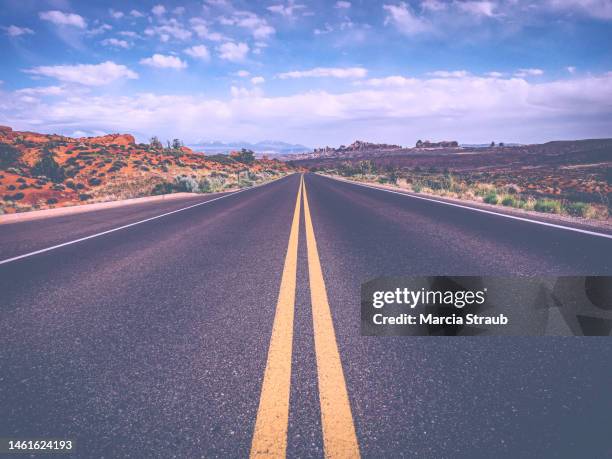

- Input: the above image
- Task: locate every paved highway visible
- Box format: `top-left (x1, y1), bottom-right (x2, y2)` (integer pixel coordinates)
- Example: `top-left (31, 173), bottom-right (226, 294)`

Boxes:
top-left (1, 173), bottom-right (611, 457)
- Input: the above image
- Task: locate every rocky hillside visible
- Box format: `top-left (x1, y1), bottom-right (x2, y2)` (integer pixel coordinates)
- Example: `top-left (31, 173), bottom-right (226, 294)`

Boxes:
top-left (0, 126), bottom-right (292, 214)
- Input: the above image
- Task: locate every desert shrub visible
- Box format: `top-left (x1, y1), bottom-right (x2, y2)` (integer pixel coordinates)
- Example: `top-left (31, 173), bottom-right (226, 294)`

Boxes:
top-left (483, 192), bottom-right (499, 204)
top-left (76, 183), bottom-right (85, 190)
top-left (0, 143), bottom-right (20, 168)
top-left (564, 202), bottom-right (592, 218)
top-left (78, 193), bottom-right (92, 201)
top-left (174, 175), bottom-right (199, 193)
top-left (46, 198), bottom-right (58, 205)
top-left (32, 155), bottom-right (65, 183)
top-left (377, 177), bottom-right (389, 184)
top-left (207, 154), bottom-right (235, 165)
top-left (18, 184), bottom-right (28, 190)
top-left (152, 182), bottom-right (175, 195)
top-left (534, 199), bottom-right (562, 214)
top-left (199, 178), bottom-right (212, 193)
top-left (7, 185), bottom-right (16, 191)
top-left (6, 192), bottom-right (25, 201)
top-left (501, 196), bottom-right (517, 207)
top-left (412, 183), bottom-right (422, 193)
top-left (233, 149), bottom-right (255, 164)
top-left (88, 178), bottom-right (102, 186)
top-left (16, 177), bottom-right (25, 183)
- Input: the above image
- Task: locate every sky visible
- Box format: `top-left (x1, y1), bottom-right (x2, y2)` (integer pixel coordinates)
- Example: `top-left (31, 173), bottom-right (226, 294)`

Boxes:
top-left (1, 0), bottom-right (611, 147)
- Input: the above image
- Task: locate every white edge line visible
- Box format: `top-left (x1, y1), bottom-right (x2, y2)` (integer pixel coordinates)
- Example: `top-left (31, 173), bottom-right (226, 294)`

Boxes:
top-left (0, 175), bottom-right (293, 266)
top-left (321, 174), bottom-right (612, 240)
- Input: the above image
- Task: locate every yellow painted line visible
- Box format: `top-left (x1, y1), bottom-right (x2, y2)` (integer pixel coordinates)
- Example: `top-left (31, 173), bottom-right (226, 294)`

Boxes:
top-left (302, 178), bottom-right (361, 458)
top-left (250, 175), bottom-right (303, 458)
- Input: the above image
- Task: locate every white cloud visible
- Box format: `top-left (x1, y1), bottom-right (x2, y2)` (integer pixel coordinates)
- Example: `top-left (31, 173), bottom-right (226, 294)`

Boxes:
top-left (152, 5), bottom-right (167, 16)
top-left (39, 10), bottom-right (87, 28)
top-left (383, 2), bottom-right (430, 35)
top-left (140, 54), bottom-right (187, 69)
top-left (87, 24), bottom-right (112, 36)
top-left (6, 74), bottom-right (612, 145)
top-left (335, 1), bottom-right (352, 8)
top-left (251, 76), bottom-right (265, 85)
top-left (3, 25), bottom-right (34, 37)
top-left (130, 10), bottom-right (145, 18)
top-left (456, 1), bottom-right (496, 17)
top-left (427, 70), bottom-right (470, 78)
top-left (101, 38), bottom-right (130, 48)
top-left (184, 44), bottom-right (211, 60)
top-left (190, 18), bottom-right (226, 41)
top-left (173, 6), bottom-right (186, 15)
top-left (219, 11), bottom-right (275, 39)
top-left (15, 86), bottom-right (65, 96)
top-left (566, 66), bottom-right (576, 74)
top-left (486, 71), bottom-right (504, 78)
top-left (278, 67), bottom-right (368, 79)
top-left (357, 76), bottom-right (417, 87)
top-left (268, 2), bottom-right (307, 18)
top-left (118, 31), bottom-right (139, 38)
top-left (515, 68), bottom-right (544, 77)
top-left (145, 19), bottom-right (192, 41)
top-left (233, 70), bottom-right (251, 77)
top-left (421, 0), bottom-right (447, 12)
top-left (109, 9), bottom-right (124, 19)
top-left (24, 61), bottom-right (138, 86)
top-left (218, 42), bottom-right (249, 62)
top-left (231, 86), bottom-right (263, 98)
top-left (547, 0), bottom-right (612, 20)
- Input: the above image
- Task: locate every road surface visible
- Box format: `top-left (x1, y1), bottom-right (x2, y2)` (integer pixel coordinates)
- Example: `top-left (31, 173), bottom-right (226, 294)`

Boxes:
top-left (1, 173), bottom-right (611, 457)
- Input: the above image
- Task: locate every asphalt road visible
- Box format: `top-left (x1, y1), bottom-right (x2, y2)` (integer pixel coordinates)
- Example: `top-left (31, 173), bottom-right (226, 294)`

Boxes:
top-left (1, 173), bottom-right (611, 458)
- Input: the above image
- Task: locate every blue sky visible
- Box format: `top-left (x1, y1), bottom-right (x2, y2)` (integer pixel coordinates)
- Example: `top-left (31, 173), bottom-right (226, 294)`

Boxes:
top-left (1, 0), bottom-right (611, 146)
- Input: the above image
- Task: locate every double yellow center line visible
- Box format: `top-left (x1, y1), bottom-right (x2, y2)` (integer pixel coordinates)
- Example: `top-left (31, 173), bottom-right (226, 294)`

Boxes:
top-left (250, 175), bottom-right (360, 458)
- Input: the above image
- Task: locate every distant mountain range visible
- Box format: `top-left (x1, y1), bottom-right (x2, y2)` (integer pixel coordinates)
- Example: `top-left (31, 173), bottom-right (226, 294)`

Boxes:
top-left (189, 140), bottom-right (311, 156)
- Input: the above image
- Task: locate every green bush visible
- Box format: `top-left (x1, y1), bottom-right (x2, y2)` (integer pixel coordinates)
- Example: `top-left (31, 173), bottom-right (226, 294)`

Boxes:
top-left (0, 143), bottom-right (20, 168)
top-left (32, 155), bottom-right (65, 183)
top-left (199, 178), bottom-right (212, 193)
top-left (173, 175), bottom-right (199, 193)
top-left (483, 192), bottom-right (499, 204)
top-left (501, 196), bottom-right (517, 207)
top-left (152, 182), bottom-right (174, 195)
top-left (412, 184), bottom-right (422, 193)
top-left (564, 202), bottom-right (590, 217)
top-left (534, 199), bottom-right (561, 214)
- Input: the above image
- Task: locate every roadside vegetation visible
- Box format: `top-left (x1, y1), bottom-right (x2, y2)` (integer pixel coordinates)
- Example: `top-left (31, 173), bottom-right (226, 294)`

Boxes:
top-left (317, 161), bottom-right (609, 221)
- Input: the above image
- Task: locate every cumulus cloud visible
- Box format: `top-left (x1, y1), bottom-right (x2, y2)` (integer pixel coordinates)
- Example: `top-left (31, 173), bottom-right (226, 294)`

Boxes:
top-left (218, 42), bottom-right (249, 62)
top-left (152, 5), bottom-right (167, 17)
top-left (3, 25), bottom-right (34, 37)
top-left (145, 19), bottom-right (192, 42)
top-left (15, 86), bottom-right (65, 96)
top-left (383, 2), bottom-right (430, 35)
top-left (427, 70), bottom-right (470, 78)
top-left (24, 61), bottom-right (137, 86)
top-left (335, 1), bottom-right (352, 8)
top-left (486, 71), bottom-right (504, 78)
top-left (278, 67), bottom-right (368, 79)
top-left (130, 10), bottom-right (145, 18)
top-left (547, 0), bottom-right (612, 20)
top-left (421, 0), bottom-right (447, 12)
top-left (184, 45), bottom-right (211, 61)
top-left (251, 76), bottom-right (265, 85)
top-left (456, 1), bottom-right (496, 17)
top-left (101, 38), bottom-right (130, 48)
top-left (219, 11), bottom-right (275, 39)
top-left (566, 66), bottom-right (576, 74)
top-left (357, 76), bottom-right (417, 87)
top-left (140, 54), bottom-right (187, 69)
top-left (5, 73), bottom-right (612, 145)
top-left (109, 9), bottom-right (124, 19)
top-left (267, 2), bottom-right (307, 18)
top-left (190, 18), bottom-right (226, 41)
top-left (39, 10), bottom-right (87, 28)
top-left (515, 68), bottom-right (544, 77)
